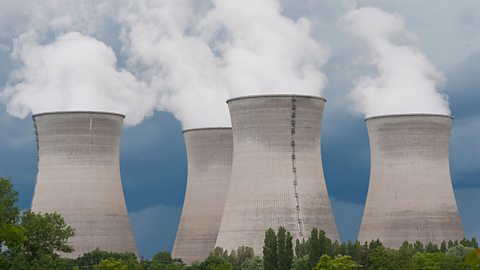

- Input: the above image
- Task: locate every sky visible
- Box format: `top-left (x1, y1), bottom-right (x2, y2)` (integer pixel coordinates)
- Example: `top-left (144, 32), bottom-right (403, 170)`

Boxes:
top-left (0, 0), bottom-right (479, 259)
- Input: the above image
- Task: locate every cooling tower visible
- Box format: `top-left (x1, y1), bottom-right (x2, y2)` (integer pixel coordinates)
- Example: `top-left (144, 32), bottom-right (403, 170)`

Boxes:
top-left (31, 111), bottom-right (137, 258)
top-left (172, 128), bottom-right (233, 263)
top-left (358, 114), bottom-right (464, 248)
top-left (215, 95), bottom-right (339, 254)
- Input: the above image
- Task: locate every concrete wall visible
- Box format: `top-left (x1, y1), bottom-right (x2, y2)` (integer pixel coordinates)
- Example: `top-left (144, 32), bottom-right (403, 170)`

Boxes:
top-left (216, 95), bottom-right (339, 254)
top-left (358, 114), bottom-right (464, 248)
top-left (172, 128), bottom-right (233, 263)
top-left (31, 112), bottom-right (137, 258)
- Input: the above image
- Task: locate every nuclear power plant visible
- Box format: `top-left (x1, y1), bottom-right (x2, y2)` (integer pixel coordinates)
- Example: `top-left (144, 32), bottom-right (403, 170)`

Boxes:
top-left (31, 111), bottom-right (137, 258)
top-left (358, 114), bottom-right (464, 248)
top-left (215, 94), bottom-right (339, 254)
top-left (172, 128), bottom-right (233, 264)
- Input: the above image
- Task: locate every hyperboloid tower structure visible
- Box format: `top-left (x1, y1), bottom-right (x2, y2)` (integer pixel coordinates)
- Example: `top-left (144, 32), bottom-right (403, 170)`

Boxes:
top-left (173, 128), bottom-right (233, 263)
top-left (358, 114), bottom-right (464, 248)
top-left (215, 94), bottom-right (339, 254)
top-left (31, 111), bottom-right (137, 258)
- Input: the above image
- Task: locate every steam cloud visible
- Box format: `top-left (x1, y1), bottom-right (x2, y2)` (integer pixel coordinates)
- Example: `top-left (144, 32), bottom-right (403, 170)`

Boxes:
top-left (119, 0), bottom-right (328, 128)
top-left (340, 6), bottom-right (451, 117)
top-left (1, 32), bottom-right (155, 125)
top-left (1, 0), bottom-right (329, 128)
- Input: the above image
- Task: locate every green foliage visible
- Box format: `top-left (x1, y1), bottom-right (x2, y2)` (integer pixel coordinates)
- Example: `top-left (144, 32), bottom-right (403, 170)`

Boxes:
top-left (308, 228), bottom-right (321, 269)
top-left (447, 244), bottom-right (475, 258)
top-left (241, 256), bottom-right (263, 270)
top-left (295, 239), bottom-right (307, 258)
top-left (313, 255), bottom-right (358, 270)
top-left (0, 178), bottom-right (76, 269)
top-left (441, 241), bottom-right (448, 253)
top-left (284, 231), bottom-right (294, 270)
top-left (0, 177), bottom-right (24, 268)
top-left (202, 254), bottom-right (233, 270)
top-left (277, 227), bottom-right (293, 270)
top-left (262, 227), bottom-right (293, 270)
top-left (411, 252), bottom-right (463, 270)
top-left (153, 251), bottom-right (174, 264)
top-left (147, 261), bottom-right (188, 270)
top-left (18, 211), bottom-right (74, 257)
top-left (97, 257), bottom-right (129, 270)
top-left (292, 255), bottom-right (310, 270)
top-left (364, 245), bottom-right (397, 270)
top-left (264, 228), bottom-right (278, 270)
top-left (73, 249), bottom-right (141, 270)
top-left (0, 178), bottom-right (20, 226)
top-left (425, 242), bottom-right (439, 253)
top-left (413, 241), bottom-right (424, 253)
top-left (464, 249), bottom-right (480, 270)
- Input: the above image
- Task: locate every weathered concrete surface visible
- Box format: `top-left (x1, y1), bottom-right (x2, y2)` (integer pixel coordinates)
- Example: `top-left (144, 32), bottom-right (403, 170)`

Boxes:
top-left (358, 114), bottom-right (464, 248)
top-left (216, 95), bottom-right (339, 254)
top-left (31, 112), bottom-right (137, 258)
top-left (173, 128), bottom-right (233, 264)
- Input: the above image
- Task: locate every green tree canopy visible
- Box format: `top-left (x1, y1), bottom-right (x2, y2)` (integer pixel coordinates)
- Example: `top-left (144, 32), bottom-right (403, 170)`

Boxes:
top-left (313, 255), bottom-right (358, 270)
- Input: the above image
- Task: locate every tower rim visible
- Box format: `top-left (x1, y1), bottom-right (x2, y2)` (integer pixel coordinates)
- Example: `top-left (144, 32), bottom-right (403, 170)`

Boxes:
top-left (183, 127), bottom-right (232, 133)
top-left (226, 94), bottom-right (326, 104)
top-left (32, 111), bottom-right (125, 119)
top-left (364, 113), bottom-right (453, 122)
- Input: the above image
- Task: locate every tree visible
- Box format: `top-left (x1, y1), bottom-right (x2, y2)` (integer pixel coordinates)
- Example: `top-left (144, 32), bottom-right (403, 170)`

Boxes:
top-left (202, 254), bottom-right (233, 270)
top-left (1, 184), bottom-right (75, 270)
top-left (292, 255), bottom-right (309, 270)
top-left (313, 255), bottom-right (358, 270)
top-left (212, 247), bottom-right (229, 258)
top-left (295, 239), bottom-right (308, 258)
top-left (440, 241), bottom-right (447, 253)
top-left (413, 241), bottom-right (424, 253)
top-left (410, 252), bottom-right (462, 270)
top-left (264, 228), bottom-right (277, 270)
top-left (241, 256), bottom-right (263, 270)
top-left (97, 258), bottom-right (128, 270)
top-left (153, 251), bottom-right (174, 264)
top-left (425, 243), bottom-right (439, 253)
top-left (446, 244), bottom-right (474, 258)
top-left (0, 178), bottom-right (23, 268)
top-left (345, 241), bottom-right (361, 262)
top-left (277, 227), bottom-right (289, 270)
top-left (365, 246), bottom-right (398, 270)
top-left (19, 211), bottom-right (74, 258)
top-left (464, 249), bottom-right (480, 270)
top-left (235, 246), bottom-right (255, 270)
top-left (0, 178), bottom-right (20, 229)
top-left (308, 228), bottom-right (320, 268)
top-left (276, 228), bottom-right (293, 270)
top-left (284, 231), bottom-right (294, 270)
top-left (72, 249), bottom-right (140, 270)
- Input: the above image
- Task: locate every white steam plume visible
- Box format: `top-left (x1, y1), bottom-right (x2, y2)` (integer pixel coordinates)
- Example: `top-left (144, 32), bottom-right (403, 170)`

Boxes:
top-left (120, 0), bottom-right (329, 128)
top-left (340, 6), bottom-right (450, 117)
top-left (1, 32), bottom-right (155, 125)
top-left (1, 0), bottom-right (328, 129)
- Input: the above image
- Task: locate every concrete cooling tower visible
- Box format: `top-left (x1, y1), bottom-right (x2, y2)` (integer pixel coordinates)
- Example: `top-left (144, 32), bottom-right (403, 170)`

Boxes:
top-left (358, 114), bottom-right (464, 248)
top-left (31, 111), bottom-right (137, 258)
top-left (173, 128), bottom-right (233, 264)
top-left (215, 95), bottom-right (339, 254)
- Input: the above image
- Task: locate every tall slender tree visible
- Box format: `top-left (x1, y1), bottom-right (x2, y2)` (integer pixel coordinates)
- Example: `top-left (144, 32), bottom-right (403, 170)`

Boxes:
top-left (264, 229), bottom-right (277, 270)
top-left (277, 227), bottom-right (286, 270)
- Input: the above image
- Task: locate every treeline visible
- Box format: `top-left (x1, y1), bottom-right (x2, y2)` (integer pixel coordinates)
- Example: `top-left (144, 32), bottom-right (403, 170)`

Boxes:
top-left (2, 177), bottom-right (480, 269)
